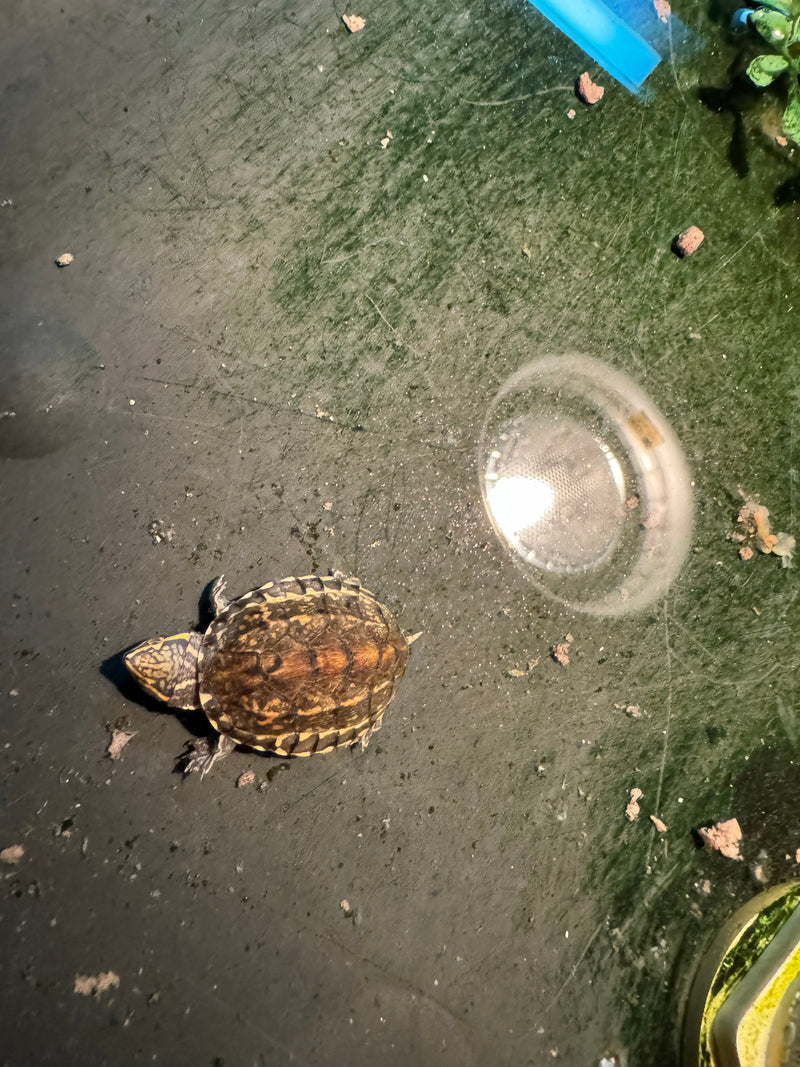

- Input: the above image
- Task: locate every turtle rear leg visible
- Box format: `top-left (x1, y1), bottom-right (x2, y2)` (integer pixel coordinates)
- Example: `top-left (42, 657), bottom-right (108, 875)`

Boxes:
top-left (182, 733), bottom-right (237, 777)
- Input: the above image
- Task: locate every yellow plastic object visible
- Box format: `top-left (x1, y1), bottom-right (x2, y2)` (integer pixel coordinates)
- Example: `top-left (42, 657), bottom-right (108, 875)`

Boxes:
top-left (683, 880), bottom-right (800, 1067)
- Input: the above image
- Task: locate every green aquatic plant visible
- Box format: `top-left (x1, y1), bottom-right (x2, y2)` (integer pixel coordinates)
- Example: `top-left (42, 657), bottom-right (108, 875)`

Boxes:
top-left (744, 1), bottom-right (800, 144)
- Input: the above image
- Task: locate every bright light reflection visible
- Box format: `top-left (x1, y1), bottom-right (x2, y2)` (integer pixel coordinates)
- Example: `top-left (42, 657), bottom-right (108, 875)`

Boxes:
top-left (486, 475), bottom-right (555, 539)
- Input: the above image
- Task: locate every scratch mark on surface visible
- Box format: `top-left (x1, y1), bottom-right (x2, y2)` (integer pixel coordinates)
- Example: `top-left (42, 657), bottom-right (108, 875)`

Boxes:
top-left (646, 599), bottom-right (673, 873)
top-left (364, 293), bottom-right (423, 358)
top-left (321, 239), bottom-right (396, 265)
top-left (671, 109), bottom-right (688, 187)
top-left (666, 614), bottom-right (722, 667)
top-left (314, 927), bottom-right (473, 1037)
top-left (365, 293), bottom-right (397, 333)
top-left (666, 18), bottom-right (686, 99)
top-left (462, 85), bottom-right (572, 106)
top-left (694, 309), bottom-right (722, 332)
top-left (695, 228), bottom-right (767, 290)
top-left (214, 418), bottom-right (245, 545)
top-left (541, 919), bottom-right (606, 1015)
top-left (775, 696), bottom-right (798, 748)
top-left (617, 862), bottom-right (680, 942)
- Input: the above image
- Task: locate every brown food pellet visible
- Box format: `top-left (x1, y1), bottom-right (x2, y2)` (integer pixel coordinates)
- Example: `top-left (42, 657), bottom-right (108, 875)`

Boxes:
top-left (576, 72), bottom-right (604, 105)
top-left (625, 787), bottom-right (643, 822)
top-left (74, 971), bottom-right (120, 997)
top-left (673, 225), bottom-right (705, 257)
top-left (342, 13), bottom-right (365, 32)
top-left (653, 0), bottom-right (671, 22)
top-left (698, 818), bottom-right (742, 860)
top-left (551, 641), bottom-right (571, 666)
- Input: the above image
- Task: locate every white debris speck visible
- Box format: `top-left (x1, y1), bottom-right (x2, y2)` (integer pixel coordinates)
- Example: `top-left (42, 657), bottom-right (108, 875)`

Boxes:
top-left (772, 531), bottom-right (795, 567)
top-left (0, 844), bottom-right (25, 864)
top-left (55, 252), bottom-right (74, 267)
top-left (751, 863), bottom-right (767, 885)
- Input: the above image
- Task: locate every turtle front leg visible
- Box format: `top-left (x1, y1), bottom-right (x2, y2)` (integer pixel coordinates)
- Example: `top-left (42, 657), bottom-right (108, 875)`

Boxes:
top-left (182, 733), bottom-right (237, 777)
top-left (209, 576), bottom-right (231, 616)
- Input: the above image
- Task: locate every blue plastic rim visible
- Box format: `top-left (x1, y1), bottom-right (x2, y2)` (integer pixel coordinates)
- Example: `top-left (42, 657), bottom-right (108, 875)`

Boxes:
top-left (528, 0), bottom-right (661, 92)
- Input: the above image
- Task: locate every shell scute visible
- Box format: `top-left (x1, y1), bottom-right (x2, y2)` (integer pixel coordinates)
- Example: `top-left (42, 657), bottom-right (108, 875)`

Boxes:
top-left (197, 575), bottom-right (411, 755)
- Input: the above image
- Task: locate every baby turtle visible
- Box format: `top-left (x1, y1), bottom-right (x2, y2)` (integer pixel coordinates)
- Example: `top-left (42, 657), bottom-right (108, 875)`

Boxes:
top-left (125, 574), bottom-right (418, 775)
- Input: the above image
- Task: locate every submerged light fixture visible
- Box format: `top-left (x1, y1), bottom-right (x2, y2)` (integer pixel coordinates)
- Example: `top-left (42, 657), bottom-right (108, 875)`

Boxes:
top-left (479, 355), bottom-right (694, 615)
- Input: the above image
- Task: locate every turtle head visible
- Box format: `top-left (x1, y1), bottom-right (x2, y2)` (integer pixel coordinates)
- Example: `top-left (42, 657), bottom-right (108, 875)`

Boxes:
top-left (124, 632), bottom-right (202, 709)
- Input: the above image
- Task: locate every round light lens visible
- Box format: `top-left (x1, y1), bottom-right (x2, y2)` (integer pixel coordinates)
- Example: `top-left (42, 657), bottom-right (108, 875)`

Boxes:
top-left (479, 355), bottom-right (693, 615)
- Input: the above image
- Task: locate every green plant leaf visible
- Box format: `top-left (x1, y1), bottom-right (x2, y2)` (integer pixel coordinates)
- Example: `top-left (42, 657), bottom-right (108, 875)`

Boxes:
top-left (782, 95), bottom-right (800, 144)
top-left (747, 53), bottom-right (790, 85)
top-left (759, 0), bottom-right (792, 14)
top-left (752, 7), bottom-right (792, 45)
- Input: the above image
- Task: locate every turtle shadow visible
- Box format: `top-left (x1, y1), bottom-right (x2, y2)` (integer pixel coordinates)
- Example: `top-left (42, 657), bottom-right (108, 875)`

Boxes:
top-left (100, 645), bottom-right (153, 707)
top-left (698, 70), bottom-right (766, 178)
top-left (698, 64), bottom-right (800, 201)
top-left (774, 172), bottom-right (800, 205)
top-left (99, 577), bottom-right (220, 718)
top-left (197, 575), bottom-right (222, 628)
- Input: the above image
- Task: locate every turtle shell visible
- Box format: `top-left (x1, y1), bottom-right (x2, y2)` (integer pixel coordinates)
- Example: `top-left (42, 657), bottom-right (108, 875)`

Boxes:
top-left (197, 575), bottom-right (412, 757)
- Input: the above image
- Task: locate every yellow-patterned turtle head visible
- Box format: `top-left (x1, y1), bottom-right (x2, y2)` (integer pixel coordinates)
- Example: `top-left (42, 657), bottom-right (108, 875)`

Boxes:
top-left (124, 632), bottom-right (203, 710)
